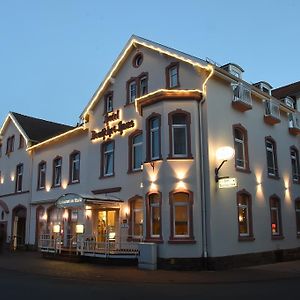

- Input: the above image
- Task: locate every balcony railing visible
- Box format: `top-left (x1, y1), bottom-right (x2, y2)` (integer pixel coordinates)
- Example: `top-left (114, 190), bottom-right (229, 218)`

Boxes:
top-left (232, 84), bottom-right (252, 111)
top-left (289, 113), bottom-right (300, 135)
top-left (264, 100), bottom-right (281, 125)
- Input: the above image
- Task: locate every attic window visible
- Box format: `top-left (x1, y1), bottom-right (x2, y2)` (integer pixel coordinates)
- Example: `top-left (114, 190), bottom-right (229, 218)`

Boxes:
top-left (221, 63), bottom-right (244, 79)
top-left (133, 53), bottom-right (143, 68)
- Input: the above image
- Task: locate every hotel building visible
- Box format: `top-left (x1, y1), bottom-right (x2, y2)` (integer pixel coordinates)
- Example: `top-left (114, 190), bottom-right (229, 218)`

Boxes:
top-left (0, 36), bottom-right (299, 269)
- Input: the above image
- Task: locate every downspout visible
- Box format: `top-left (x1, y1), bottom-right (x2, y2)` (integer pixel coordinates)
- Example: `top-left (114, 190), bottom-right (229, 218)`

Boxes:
top-left (27, 146), bottom-right (34, 248)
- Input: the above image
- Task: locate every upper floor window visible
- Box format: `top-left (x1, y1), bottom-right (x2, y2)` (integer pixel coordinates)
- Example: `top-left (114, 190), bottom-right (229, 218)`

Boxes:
top-left (128, 130), bottom-right (143, 172)
top-left (126, 73), bottom-right (148, 104)
top-left (295, 199), bottom-right (300, 236)
top-left (69, 151), bottom-right (80, 183)
top-left (169, 190), bottom-right (194, 241)
top-left (233, 124), bottom-right (250, 172)
top-left (15, 163), bottom-right (23, 192)
top-left (168, 110), bottom-right (192, 158)
top-left (104, 92), bottom-right (113, 114)
top-left (53, 157), bottom-right (62, 187)
top-left (270, 196), bottom-right (283, 238)
top-left (102, 141), bottom-right (114, 177)
top-left (132, 53), bottom-right (143, 68)
top-left (140, 75), bottom-right (148, 96)
top-left (290, 147), bottom-right (300, 183)
top-left (147, 114), bottom-right (161, 161)
top-left (265, 137), bottom-right (279, 178)
top-left (128, 80), bottom-right (137, 103)
top-left (166, 62), bottom-right (179, 89)
top-left (237, 190), bottom-right (254, 240)
top-left (146, 192), bottom-right (162, 240)
top-left (38, 161), bottom-right (46, 190)
top-left (0, 143), bottom-right (2, 157)
top-left (6, 135), bottom-right (15, 155)
top-left (19, 134), bottom-right (25, 149)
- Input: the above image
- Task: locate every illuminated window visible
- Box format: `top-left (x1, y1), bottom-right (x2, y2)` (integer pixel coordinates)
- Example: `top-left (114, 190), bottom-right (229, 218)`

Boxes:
top-left (147, 193), bottom-right (161, 239)
top-left (102, 141), bottom-right (114, 177)
top-left (129, 131), bottom-right (143, 172)
top-left (237, 190), bottom-right (253, 240)
top-left (290, 147), bottom-right (300, 183)
top-left (270, 196), bottom-right (282, 237)
top-left (37, 161), bottom-right (46, 190)
top-left (169, 190), bottom-right (194, 241)
top-left (15, 164), bottom-right (23, 192)
top-left (69, 151), bottom-right (80, 183)
top-left (6, 135), bottom-right (15, 155)
top-left (295, 199), bottom-right (300, 236)
top-left (166, 62), bottom-right (179, 89)
top-left (233, 125), bottom-right (250, 171)
top-left (130, 198), bottom-right (143, 239)
top-left (169, 110), bottom-right (192, 158)
top-left (104, 92), bottom-right (113, 113)
top-left (265, 137), bottom-right (278, 177)
top-left (53, 157), bottom-right (62, 187)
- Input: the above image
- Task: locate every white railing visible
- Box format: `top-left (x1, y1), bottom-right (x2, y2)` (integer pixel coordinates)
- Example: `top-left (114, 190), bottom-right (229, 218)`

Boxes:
top-left (289, 113), bottom-right (300, 130)
top-left (232, 84), bottom-right (252, 106)
top-left (265, 100), bottom-right (280, 119)
top-left (38, 234), bottom-right (62, 253)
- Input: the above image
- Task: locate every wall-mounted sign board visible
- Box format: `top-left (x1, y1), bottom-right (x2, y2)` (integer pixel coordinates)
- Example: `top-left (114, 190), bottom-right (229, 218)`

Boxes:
top-left (218, 178), bottom-right (237, 189)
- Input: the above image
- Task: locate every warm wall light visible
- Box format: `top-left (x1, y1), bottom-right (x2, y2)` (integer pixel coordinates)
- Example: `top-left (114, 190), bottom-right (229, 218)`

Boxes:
top-left (0, 177), bottom-right (4, 184)
top-left (62, 180), bottom-right (68, 189)
top-left (215, 146), bottom-right (235, 182)
top-left (76, 224), bottom-right (84, 234)
top-left (53, 224), bottom-right (60, 233)
top-left (124, 206), bottom-right (130, 218)
top-left (85, 206), bottom-right (92, 220)
top-left (63, 209), bottom-right (69, 221)
top-left (177, 180), bottom-right (186, 189)
top-left (10, 174), bottom-right (15, 181)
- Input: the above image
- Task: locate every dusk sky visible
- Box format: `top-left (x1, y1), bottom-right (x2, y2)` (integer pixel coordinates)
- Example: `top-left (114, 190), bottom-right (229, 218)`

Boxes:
top-left (0, 0), bottom-right (299, 126)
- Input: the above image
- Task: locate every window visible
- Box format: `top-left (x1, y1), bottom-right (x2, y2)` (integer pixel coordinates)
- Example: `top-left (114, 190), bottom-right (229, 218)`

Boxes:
top-left (146, 193), bottom-right (162, 240)
top-left (290, 147), bottom-right (300, 183)
top-left (166, 62), bottom-right (179, 89)
top-left (128, 130), bottom-right (143, 172)
top-left (295, 199), bottom-right (300, 236)
top-left (69, 151), bottom-right (80, 183)
top-left (169, 190), bottom-right (194, 242)
top-left (169, 110), bottom-right (192, 158)
top-left (37, 161), bottom-right (46, 190)
top-left (265, 137), bottom-right (279, 178)
top-left (128, 80), bottom-right (137, 103)
top-left (233, 124), bottom-right (250, 171)
top-left (237, 190), bottom-right (254, 240)
top-left (104, 92), bottom-right (113, 114)
top-left (129, 197), bottom-right (144, 240)
top-left (0, 143), bottom-right (2, 157)
top-left (6, 135), bottom-right (15, 155)
top-left (19, 134), bottom-right (24, 149)
top-left (269, 196), bottom-right (283, 238)
top-left (15, 164), bottom-right (23, 192)
top-left (146, 113), bottom-right (161, 161)
top-left (102, 141), bottom-right (114, 177)
top-left (140, 76), bottom-right (148, 96)
top-left (132, 52), bottom-right (143, 68)
top-left (53, 157), bottom-right (62, 187)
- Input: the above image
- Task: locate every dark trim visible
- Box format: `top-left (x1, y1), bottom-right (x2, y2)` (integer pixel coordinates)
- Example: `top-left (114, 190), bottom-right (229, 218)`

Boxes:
top-left (145, 112), bottom-right (162, 162)
top-left (0, 190), bottom-right (30, 198)
top-left (92, 187), bottom-right (122, 195)
top-left (128, 129), bottom-right (143, 173)
top-left (132, 52), bottom-right (143, 68)
top-left (126, 73), bottom-right (149, 106)
top-left (165, 62), bottom-right (180, 89)
top-left (233, 124), bottom-right (251, 173)
top-left (168, 109), bottom-right (192, 159)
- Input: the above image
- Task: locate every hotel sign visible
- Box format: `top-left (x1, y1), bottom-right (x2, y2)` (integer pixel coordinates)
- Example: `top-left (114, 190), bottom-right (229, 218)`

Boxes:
top-left (218, 178), bottom-right (238, 189)
top-left (56, 193), bottom-right (84, 208)
top-left (91, 110), bottom-right (135, 141)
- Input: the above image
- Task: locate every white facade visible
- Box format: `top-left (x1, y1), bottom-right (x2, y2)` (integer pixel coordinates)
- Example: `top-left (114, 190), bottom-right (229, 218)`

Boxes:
top-left (1, 36), bottom-right (299, 269)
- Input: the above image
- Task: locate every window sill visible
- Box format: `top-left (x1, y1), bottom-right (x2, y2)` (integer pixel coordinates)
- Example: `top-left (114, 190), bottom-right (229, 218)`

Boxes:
top-left (292, 180), bottom-right (300, 185)
top-left (167, 156), bottom-right (194, 161)
top-left (168, 238), bottom-right (196, 244)
top-left (124, 102), bottom-right (135, 108)
top-left (68, 180), bottom-right (80, 185)
top-left (166, 85), bottom-right (180, 90)
top-left (144, 238), bottom-right (164, 244)
top-left (51, 184), bottom-right (62, 189)
top-left (37, 187), bottom-right (45, 191)
top-left (267, 174), bottom-right (280, 180)
top-left (235, 167), bottom-right (251, 174)
top-left (99, 174), bottom-right (115, 180)
top-left (144, 158), bottom-right (163, 164)
top-left (127, 169), bottom-right (143, 174)
top-left (238, 236), bottom-right (255, 242)
top-left (271, 235), bottom-right (284, 240)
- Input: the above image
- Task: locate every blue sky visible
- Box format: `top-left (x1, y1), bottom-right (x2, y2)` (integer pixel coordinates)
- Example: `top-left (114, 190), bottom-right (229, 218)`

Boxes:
top-left (0, 0), bottom-right (299, 126)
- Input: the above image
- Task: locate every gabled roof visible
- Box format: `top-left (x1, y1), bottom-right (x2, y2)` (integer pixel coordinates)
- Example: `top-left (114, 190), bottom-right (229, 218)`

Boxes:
top-left (0, 112), bottom-right (74, 145)
top-left (272, 81), bottom-right (300, 99)
top-left (80, 35), bottom-right (211, 119)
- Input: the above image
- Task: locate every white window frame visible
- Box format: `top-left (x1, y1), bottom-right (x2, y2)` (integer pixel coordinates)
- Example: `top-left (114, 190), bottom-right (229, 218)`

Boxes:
top-left (270, 205), bottom-right (280, 236)
top-left (291, 149), bottom-right (300, 182)
top-left (71, 153), bottom-right (80, 182)
top-left (38, 163), bottom-right (46, 189)
top-left (103, 142), bottom-right (114, 176)
top-left (16, 164), bottom-right (23, 192)
top-left (129, 81), bottom-right (137, 103)
top-left (150, 118), bottom-right (160, 160)
top-left (234, 130), bottom-right (246, 169)
top-left (238, 200), bottom-right (250, 237)
top-left (106, 94), bottom-right (113, 113)
top-left (54, 158), bottom-right (62, 186)
top-left (132, 134), bottom-right (143, 171)
top-left (173, 201), bottom-right (189, 238)
top-left (149, 194), bottom-right (160, 238)
top-left (266, 140), bottom-right (277, 176)
top-left (132, 206), bottom-right (143, 239)
top-left (172, 122), bottom-right (187, 157)
top-left (140, 76), bottom-right (148, 96)
top-left (169, 65), bottom-right (178, 88)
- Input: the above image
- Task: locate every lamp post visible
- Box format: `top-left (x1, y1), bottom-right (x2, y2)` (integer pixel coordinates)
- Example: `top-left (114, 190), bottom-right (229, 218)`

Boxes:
top-left (215, 146), bottom-right (235, 182)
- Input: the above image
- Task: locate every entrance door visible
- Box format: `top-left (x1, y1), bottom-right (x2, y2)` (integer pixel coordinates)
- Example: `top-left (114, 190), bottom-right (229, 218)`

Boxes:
top-left (97, 210), bottom-right (117, 243)
top-left (0, 222), bottom-right (7, 250)
top-left (12, 206), bottom-right (27, 249)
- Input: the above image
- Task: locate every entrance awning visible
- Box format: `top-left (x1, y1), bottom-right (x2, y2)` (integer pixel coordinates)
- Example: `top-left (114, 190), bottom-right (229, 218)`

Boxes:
top-left (56, 193), bottom-right (123, 209)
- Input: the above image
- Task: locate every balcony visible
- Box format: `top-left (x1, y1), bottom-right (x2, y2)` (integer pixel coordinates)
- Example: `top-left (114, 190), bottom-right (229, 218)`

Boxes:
top-left (264, 100), bottom-right (281, 125)
top-left (288, 113), bottom-right (300, 135)
top-left (232, 84), bottom-right (252, 112)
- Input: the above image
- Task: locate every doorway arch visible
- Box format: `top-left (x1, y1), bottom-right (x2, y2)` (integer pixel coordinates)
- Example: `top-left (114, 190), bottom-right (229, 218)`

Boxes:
top-left (12, 205), bottom-right (27, 249)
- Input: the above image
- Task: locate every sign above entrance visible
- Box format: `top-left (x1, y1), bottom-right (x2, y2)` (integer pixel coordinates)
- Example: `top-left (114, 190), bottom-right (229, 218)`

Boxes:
top-left (218, 178), bottom-right (238, 189)
top-left (91, 109), bottom-right (135, 141)
top-left (56, 193), bottom-right (84, 208)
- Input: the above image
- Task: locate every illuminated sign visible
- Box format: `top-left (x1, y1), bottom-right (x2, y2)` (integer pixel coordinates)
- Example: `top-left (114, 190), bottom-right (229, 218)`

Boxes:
top-left (56, 193), bottom-right (84, 208)
top-left (91, 109), bottom-right (135, 141)
top-left (218, 178), bottom-right (238, 189)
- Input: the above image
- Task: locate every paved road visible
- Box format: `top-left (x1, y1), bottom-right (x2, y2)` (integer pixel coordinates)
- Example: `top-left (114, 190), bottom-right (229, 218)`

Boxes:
top-left (0, 251), bottom-right (300, 299)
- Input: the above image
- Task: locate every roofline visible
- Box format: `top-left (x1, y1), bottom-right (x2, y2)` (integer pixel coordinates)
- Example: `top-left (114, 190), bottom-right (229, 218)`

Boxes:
top-left (0, 112), bottom-right (30, 144)
top-left (26, 125), bottom-right (87, 151)
top-left (80, 35), bottom-right (212, 119)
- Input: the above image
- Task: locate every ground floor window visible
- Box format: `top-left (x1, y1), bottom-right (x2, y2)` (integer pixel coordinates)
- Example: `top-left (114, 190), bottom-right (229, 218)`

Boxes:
top-left (295, 199), bottom-right (300, 236)
top-left (146, 192), bottom-right (162, 241)
top-left (129, 197), bottom-right (143, 240)
top-left (270, 195), bottom-right (283, 238)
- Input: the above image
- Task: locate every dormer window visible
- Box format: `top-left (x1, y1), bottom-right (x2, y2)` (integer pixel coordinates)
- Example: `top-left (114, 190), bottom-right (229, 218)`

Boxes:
top-left (221, 63), bottom-right (244, 79)
top-left (281, 96), bottom-right (295, 109)
top-left (253, 81), bottom-right (273, 96)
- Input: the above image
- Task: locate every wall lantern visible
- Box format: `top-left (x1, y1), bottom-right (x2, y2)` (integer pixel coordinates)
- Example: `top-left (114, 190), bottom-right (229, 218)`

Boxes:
top-left (215, 146), bottom-right (235, 182)
top-left (76, 224), bottom-right (85, 234)
top-left (53, 224), bottom-right (61, 233)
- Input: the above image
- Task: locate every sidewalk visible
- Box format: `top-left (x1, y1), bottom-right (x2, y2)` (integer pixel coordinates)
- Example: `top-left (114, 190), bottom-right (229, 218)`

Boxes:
top-left (1, 250), bottom-right (300, 284)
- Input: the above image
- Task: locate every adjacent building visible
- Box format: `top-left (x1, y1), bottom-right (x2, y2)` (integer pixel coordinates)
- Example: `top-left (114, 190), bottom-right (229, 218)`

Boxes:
top-left (0, 35), bottom-right (299, 269)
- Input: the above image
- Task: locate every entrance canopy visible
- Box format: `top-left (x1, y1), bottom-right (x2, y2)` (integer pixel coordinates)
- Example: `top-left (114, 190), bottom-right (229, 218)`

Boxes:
top-left (56, 193), bottom-right (123, 209)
